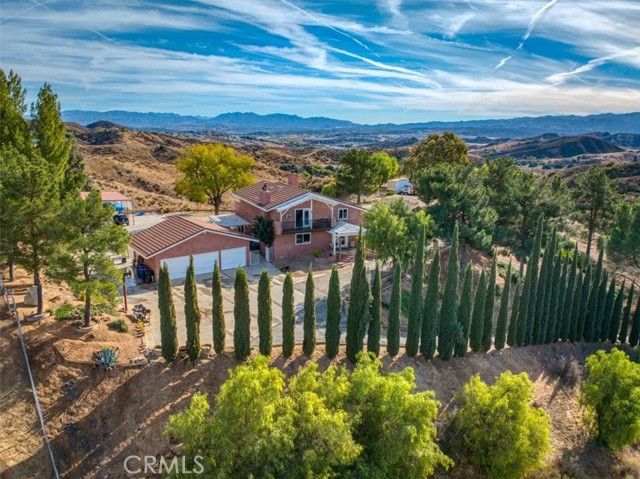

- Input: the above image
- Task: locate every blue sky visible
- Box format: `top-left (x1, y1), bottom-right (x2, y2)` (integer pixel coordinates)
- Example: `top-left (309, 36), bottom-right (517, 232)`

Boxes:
top-left (1, 0), bottom-right (639, 123)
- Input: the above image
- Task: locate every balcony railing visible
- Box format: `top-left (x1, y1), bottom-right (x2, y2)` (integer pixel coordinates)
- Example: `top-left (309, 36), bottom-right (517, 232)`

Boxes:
top-left (281, 218), bottom-right (332, 233)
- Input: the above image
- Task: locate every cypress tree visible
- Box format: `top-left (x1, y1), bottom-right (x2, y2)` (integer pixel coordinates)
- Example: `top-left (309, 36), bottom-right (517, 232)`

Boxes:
top-left (538, 230), bottom-right (557, 344)
top-left (608, 282), bottom-right (625, 343)
top-left (593, 271), bottom-right (609, 341)
top-left (233, 268), bottom-right (251, 360)
top-left (554, 257), bottom-right (569, 342)
top-left (406, 225), bottom-right (426, 356)
top-left (282, 271), bottom-right (295, 357)
top-left (158, 263), bottom-right (178, 362)
top-left (325, 265), bottom-right (342, 359)
top-left (211, 262), bottom-right (225, 355)
top-left (584, 247), bottom-right (604, 341)
top-left (469, 269), bottom-right (487, 353)
top-left (533, 232), bottom-right (552, 344)
top-left (367, 263), bottom-right (382, 357)
top-left (507, 281), bottom-right (521, 347)
top-left (346, 232), bottom-right (370, 362)
top-left (257, 269), bottom-right (273, 356)
top-left (184, 256), bottom-right (201, 362)
top-left (600, 276), bottom-right (615, 342)
top-left (516, 267), bottom-right (532, 346)
top-left (303, 265), bottom-right (316, 356)
top-left (494, 263), bottom-right (512, 350)
top-left (455, 262), bottom-right (474, 357)
top-left (438, 223), bottom-right (460, 360)
top-left (563, 246), bottom-right (579, 341)
top-left (577, 264), bottom-right (592, 341)
top-left (619, 284), bottom-right (635, 344)
top-left (387, 262), bottom-right (401, 356)
top-left (546, 255), bottom-right (563, 343)
top-left (420, 248), bottom-right (441, 359)
top-left (629, 296), bottom-right (640, 347)
top-left (569, 271), bottom-right (584, 342)
top-left (525, 216), bottom-right (544, 345)
top-left (482, 258), bottom-right (497, 351)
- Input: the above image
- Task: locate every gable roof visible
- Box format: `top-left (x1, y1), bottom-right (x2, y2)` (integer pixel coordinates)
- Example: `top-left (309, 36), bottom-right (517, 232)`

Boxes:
top-left (130, 215), bottom-right (257, 258)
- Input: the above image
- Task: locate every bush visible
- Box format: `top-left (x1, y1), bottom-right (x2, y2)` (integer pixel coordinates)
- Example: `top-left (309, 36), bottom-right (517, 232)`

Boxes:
top-left (53, 303), bottom-right (81, 321)
top-left (581, 349), bottom-right (640, 450)
top-left (106, 319), bottom-right (128, 333)
top-left (449, 371), bottom-right (551, 479)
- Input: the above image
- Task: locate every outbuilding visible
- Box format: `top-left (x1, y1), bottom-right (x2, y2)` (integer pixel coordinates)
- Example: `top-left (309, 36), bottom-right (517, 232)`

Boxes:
top-left (386, 178), bottom-right (413, 194)
top-left (130, 215), bottom-right (259, 281)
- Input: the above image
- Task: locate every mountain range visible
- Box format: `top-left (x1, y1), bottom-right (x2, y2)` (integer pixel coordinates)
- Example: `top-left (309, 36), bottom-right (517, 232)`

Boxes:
top-left (62, 110), bottom-right (640, 138)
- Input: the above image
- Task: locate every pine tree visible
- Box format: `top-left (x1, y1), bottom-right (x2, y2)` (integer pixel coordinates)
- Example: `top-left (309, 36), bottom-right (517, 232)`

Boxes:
top-left (158, 263), bottom-right (178, 362)
top-left (554, 257), bottom-right (569, 342)
top-left (258, 269), bottom-right (273, 356)
top-left (346, 232), bottom-right (370, 362)
top-left (482, 258), bottom-right (497, 351)
top-left (629, 296), bottom-right (640, 347)
top-left (420, 248), bottom-right (441, 359)
top-left (525, 216), bottom-right (544, 345)
top-left (577, 264), bottom-right (592, 341)
top-left (569, 271), bottom-right (584, 343)
top-left (367, 263), bottom-right (382, 357)
top-left (470, 269), bottom-right (487, 353)
top-left (184, 257), bottom-right (201, 362)
top-left (438, 223), bottom-right (460, 360)
top-left (545, 254), bottom-right (562, 343)
top-left (406, 225), bottom-right (426, 356)
top-left (563, 246), bottom-right (579, 342)
top-left (495, 262), bottom-right (512, 350)
top-left (516, 267), bottom-right (531, 346)
top-left (507, 282), bottom-right (521, 347)
top-left (233, 268), bottom-right (251, 360)
top-left (325, 265), bottom-right (342, 359)
top-left (212, 262), bottom-right (225, 355)
top-left (387, 262), bottom-right (401, 356)
top-left (600, 276), bottom-right (616, 342)
top-left (608, 282), bottom-right (625, 343)
top-left (303, 265), bottom-right (316, 356)
top-left (455, 262), bottom-right (474, 357)
top-left (282, 271), bottom-right (295, 357)
top-left (619, 284), bottom-right (635, 344)
top-left (584, 247), bottom-right (604, 341)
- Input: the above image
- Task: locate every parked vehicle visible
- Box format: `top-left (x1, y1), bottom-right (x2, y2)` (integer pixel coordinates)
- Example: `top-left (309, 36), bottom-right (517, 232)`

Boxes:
top-left (399, 184), bottom-right (414, 195)
top-left (113, 213), bottom-right (129, 226)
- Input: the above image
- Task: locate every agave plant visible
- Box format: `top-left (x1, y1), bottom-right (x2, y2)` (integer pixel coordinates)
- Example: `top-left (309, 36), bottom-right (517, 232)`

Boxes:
top-left (94, 347), bottom-right (119, 371)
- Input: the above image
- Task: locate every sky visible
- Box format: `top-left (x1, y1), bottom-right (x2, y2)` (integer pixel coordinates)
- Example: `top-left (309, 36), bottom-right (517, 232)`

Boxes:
top-left (1, 0), bottom-right (639, 124)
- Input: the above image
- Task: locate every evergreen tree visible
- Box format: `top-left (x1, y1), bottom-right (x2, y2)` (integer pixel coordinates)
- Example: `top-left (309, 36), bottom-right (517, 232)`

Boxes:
top-left (608, 282), bottom-right (625, 343)
top-left (233, 268), bottom-right (251, 360)
top-left (212, 262), bottom-right (225, 355)
top-left (533, 235), bottom-right (551, 344)
top-left (387, 262), bottom-right (401, 356)
top-left (545, 254), bottom-right (562, 343)
top-left (420, 248), bottom-right (441, 359)
top-left (495, 263), bottom-right (512, 350)
top-left (303, 265), bottom-right (316, 356)
top-left (538, 230), bottom-right (557, 344)
top-left (158, 263), bottom-right (178, 362)
top-left (629, 296), bottom-right (640, 347)
top-left (184, 257), bottom-right (201, 362)
top-left (553, 257), bottom-right (569, 342)
top-left (406, 225), bottom-right (426, 356)
top-left (584, 247), bottom-right (604, 341)
top-left (600, 277), bottom-right (616, 342)
top-left (563, 246), bottom-right (579, 342)
top-left (619, 284), bottom-right (635, 344)
top-left (577, 264), bottom-right (592, 341)
top-left (455, 262), bottom-right (474, 357)
top-left (516, 268), bottom-right (532, 346)
top-left (258, 269), bottom-right (273, 356)
top-left (525, 216), bottom-right (544, 345)
top-left (282, 271), bottom-right (295, 357)
top-left (325, 265), bottom-right (342, 359)
top-left (482, 257), bottom-right (497, 351)
top-left (594, 271), bottom-right (609, 341)
top-left (438, 223), bottom-right (460, 360)
top-left (346, 232), bottom-right (370, 362)
top-left (0, 69), bottom-right (32, 156)
top-left (507, 282), bottom-right (521, 347)
top-left (470, 269), bottom-right (487, 353)
top-left (569, 271), bottom-right (584, 342)
top-left (367, 263), bottom-right (382, 357)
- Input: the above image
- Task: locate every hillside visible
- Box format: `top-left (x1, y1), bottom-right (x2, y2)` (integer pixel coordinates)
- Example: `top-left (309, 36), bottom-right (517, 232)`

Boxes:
top-left (473, 134), bottom-right (623, 159)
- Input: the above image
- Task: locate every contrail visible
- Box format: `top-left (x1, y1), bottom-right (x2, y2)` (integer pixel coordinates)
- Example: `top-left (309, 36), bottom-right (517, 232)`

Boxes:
top-left (0, 0), bottom-right (57, 24)
top-left (495, 0), bottom-right (559, 70)
top-left (546, 47), bottom-right (640, 84)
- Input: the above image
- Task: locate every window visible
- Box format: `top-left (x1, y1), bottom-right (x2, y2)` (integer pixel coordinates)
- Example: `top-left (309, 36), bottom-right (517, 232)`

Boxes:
top-left (295, 233), bottom-right (311, 245)
top-left (285, 214), bottom-right (293, 220)
top-left (338, 208), bottom-right (348, 220)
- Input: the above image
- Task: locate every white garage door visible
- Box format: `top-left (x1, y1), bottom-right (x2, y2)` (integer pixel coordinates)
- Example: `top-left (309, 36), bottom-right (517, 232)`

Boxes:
top-left (220, 247), bottom-right (246, 270)
top-left (162, 251), bottom-right (219, 279)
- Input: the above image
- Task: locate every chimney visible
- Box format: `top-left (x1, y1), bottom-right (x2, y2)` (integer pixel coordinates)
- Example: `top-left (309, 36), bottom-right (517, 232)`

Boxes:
top-left (287, 173), bottom-right (299, 187)
top-left (259, 183), bottom-right (272, 205)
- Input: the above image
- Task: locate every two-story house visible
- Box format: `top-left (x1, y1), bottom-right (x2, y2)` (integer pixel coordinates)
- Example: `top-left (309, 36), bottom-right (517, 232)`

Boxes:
top-left (231, 174), bottom-right (365, 260)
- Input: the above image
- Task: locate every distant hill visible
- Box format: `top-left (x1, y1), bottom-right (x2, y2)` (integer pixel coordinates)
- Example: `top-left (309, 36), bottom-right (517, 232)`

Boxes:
top-left (62, 110), bottom-right (640, 137)
top-left (473, 135), bottom-right (624, 159)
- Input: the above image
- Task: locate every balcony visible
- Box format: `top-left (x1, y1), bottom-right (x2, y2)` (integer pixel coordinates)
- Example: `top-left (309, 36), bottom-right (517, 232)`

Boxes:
top-left (281, 217), bottom-right (332, 233)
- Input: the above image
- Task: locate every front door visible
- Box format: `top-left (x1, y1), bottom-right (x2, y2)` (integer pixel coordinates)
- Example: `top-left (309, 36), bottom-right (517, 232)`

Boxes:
top-left (295, 209), bottom-right (311, 228)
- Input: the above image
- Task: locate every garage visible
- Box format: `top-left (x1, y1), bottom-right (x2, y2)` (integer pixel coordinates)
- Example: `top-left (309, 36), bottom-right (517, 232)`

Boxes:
top-left (221, 247), bottom-right (246, 270)
top-left (162, 251), bottom-right (219, 279)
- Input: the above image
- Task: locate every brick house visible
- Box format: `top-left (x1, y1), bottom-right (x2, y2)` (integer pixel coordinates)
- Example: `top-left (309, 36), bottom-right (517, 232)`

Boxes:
top-left (231, 174), bottom-right (365, 261)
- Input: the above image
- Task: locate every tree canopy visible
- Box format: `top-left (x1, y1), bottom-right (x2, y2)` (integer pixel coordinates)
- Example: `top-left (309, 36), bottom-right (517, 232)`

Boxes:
top-left (607, 199), bottom-right (640, 275)
top-left (336, 149), bottom-right (398, 204)
top-left (405, 131), bottom-right (468, 175)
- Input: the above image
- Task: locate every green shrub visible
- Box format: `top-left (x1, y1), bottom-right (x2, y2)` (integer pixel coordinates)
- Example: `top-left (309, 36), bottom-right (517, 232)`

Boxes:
top-left (54, 303), bottom-right (81, 321)
top-left (107, 319), bottom-right (128, 333)
top-left (449, 371), bottom-right (551, 479)
top-left (94, 347), bottom-right (119, 371)
top-left (581, 349), bottom-right (640, 450)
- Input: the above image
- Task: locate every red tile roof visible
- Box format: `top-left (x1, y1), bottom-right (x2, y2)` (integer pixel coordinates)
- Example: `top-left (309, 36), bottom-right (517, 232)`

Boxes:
top-left (233, 181), bottom-right (307, 210)
top-left (130, 215), bottom-right (256, 258)
top-left (80, 191), bottom-right (131, 202)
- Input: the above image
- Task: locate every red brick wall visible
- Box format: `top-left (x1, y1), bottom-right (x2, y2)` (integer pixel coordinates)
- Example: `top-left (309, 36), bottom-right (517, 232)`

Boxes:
top-left (273, 231), bottom-right (333, 260)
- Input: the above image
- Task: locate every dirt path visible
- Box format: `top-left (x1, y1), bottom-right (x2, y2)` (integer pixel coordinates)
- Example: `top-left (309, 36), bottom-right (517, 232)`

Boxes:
top-left (0, 308), bottom-right (54, 479)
